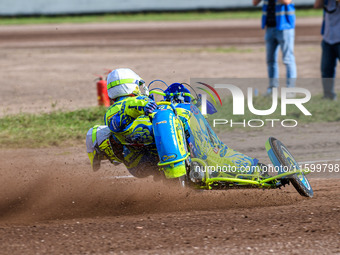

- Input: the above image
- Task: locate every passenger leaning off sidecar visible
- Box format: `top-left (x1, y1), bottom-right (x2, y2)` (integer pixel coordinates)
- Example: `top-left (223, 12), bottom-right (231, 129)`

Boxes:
top-left (86, 125), bottom-right (123, 171)
top-left (103, 68), bottom-right (160, 178)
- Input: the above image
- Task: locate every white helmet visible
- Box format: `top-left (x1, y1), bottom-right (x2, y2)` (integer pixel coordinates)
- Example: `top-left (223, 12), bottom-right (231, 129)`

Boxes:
top-left (106, 68), bottom-right (145, 100)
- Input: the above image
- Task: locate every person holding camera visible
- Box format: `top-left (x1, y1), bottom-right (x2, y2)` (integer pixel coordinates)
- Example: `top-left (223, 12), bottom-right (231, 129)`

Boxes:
top-left (315, 0), bottom-right (340, 100)
top-left (253, 0), bottom-right (297, 96)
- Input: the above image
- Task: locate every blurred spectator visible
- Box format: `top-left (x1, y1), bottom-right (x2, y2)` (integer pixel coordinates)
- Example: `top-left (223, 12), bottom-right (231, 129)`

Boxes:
top-left (314, 0), bottom-right (340, 100)
top-left (253, 0), bottom-right (297, 96)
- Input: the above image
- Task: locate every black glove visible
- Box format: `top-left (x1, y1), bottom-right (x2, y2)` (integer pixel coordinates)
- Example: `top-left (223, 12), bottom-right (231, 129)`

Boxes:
top-left (144, 101), bottom-right (157, 116)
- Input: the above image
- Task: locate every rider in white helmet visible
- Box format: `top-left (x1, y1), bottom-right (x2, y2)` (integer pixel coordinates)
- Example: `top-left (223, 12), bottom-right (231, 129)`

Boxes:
top-left (103, 68), bottom-right (159, 177)
top-left (106, 68), bottom-right (147, 100)
top-left (104, 68), bottom-right (157, 133)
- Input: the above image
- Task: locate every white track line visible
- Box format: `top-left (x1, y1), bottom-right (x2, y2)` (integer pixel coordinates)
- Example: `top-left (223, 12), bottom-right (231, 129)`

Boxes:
top-left (101, 158), bottom-right (340, 180)
top-left (101, 175), bottom-right (134, 180)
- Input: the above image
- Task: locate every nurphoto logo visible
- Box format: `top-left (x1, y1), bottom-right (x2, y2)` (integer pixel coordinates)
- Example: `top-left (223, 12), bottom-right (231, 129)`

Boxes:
top-left (193, 79), bottom-right (312, 128)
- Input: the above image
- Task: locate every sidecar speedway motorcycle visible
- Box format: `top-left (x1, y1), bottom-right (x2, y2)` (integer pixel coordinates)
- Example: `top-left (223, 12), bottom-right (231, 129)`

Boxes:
top-left (95, 80), bottom-right (313, 198)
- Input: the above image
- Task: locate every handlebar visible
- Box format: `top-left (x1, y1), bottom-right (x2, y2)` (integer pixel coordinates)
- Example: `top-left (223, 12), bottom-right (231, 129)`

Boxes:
top-left (156, 101), bottom-right (177, 116)
top-left (150, 90), bottom-right (196, 101)
top-left (156, 101), bottom-right (171, 106)
top-left (148, 101), bottom-right (177, 123)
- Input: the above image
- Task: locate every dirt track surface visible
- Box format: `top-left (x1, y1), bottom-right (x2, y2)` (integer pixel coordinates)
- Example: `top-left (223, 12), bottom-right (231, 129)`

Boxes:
top-left (1, 18), bottom-right (340, 254)
top-left (0, 19), bottom-right (327, 117)
top-left (1, 122), bottom-right (340, 254)
top-left (0, 18), bottom-right (322, 48)
top-left (0, 179), bottom-right (340, 254)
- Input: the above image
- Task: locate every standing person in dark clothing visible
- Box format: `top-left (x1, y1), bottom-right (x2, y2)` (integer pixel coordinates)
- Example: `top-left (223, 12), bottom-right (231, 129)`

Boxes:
top-left (253, 0), bottom-right (297, 96)
top-left (314, 0), bottom-right (340, 100)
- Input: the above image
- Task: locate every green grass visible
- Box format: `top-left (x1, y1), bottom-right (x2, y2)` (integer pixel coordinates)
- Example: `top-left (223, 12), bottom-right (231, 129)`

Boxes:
top-left (0, 9), bottom-right (323, 25)
top-left (0, 107), bottom-right (107, 148)
top-left (0, 94), bottom-right (338, 148)
top-left (208, 94), bottom-right (340, 131)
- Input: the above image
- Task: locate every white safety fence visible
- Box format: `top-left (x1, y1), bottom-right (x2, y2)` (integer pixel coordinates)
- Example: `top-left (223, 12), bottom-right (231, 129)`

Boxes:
top-left (1, 0), bottom-right (315, 16)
